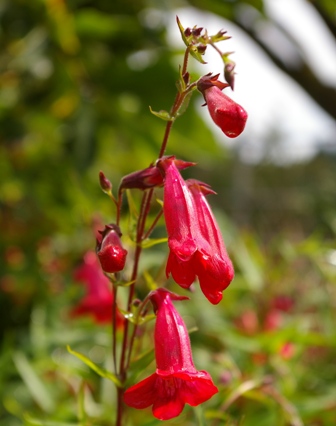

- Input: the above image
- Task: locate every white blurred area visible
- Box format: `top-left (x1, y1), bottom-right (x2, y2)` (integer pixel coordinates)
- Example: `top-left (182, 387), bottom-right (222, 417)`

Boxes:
top-left (163, 1), bottom-right (336, 165)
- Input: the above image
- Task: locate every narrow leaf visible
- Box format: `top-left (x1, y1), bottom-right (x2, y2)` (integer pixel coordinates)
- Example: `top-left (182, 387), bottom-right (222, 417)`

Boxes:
top-left (149, 106), bottom-right (172, 121)
top-left (13, 352), bottom-right (54, 413)
top-left (66, 345), bottom-right (122, 387)
top-left (140, 237), bottom-right (167, 249)
top-left (126, 348), bottom-right (155, 386)
top-left (24, 414), bottom-right (80, 426)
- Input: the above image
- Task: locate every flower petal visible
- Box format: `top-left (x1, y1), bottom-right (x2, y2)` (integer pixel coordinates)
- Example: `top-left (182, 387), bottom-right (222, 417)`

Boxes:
top-left (123, 374), bottom-right (157, 409)
top-left (166, 252), bottom-right (196, 288)
top-left (181, 373), bottom-right (218, 406)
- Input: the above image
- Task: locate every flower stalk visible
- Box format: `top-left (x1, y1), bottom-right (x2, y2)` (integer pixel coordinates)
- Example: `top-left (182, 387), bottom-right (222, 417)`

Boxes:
top-left (70, 16), bottom-right (248, 425)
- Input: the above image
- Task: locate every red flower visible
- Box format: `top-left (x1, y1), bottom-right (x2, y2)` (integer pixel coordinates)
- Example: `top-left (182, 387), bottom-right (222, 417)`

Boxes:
top-left (96, 224), bottom-right (127, 274)
top-left (124, 289), bottom-right (218, 420)
top-left (157, 157), bottom-right (234, 304)
top-left (197, 74), bottom-right (247, 138)
top-left (71, 251), bottom-right (121, 325)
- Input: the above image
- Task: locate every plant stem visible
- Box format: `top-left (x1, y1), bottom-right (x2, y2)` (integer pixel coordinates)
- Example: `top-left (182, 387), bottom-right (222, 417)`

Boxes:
top-left (112, 284), bottom-right (118, 374)
top-left (114, 46), bottom-right (192, 425)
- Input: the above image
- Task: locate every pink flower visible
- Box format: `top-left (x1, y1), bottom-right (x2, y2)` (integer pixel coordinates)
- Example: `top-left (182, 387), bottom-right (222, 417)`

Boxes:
top-left (197, 74), bottom-right (247, 138)
top-left (71, 251), bottom-right (121, 325)
top-left (96, 224), bottom-right (127, 274)
top-left (124, 289), bottom-right (218, 420)
top-left (157, 157), bottom-right (234, 304)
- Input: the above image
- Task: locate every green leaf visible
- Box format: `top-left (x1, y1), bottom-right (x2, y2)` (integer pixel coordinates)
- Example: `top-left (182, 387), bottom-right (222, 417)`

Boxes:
top-left (149, 106), bottom-right (173, 121)
top-left (176, 90), bottom-right (195, 117)
top-left (143, 270), bottom-right (158, 291)
top-left (66, 345), bottom-right (122, 388)
top-left (24, 414), bottom-right (81, 426)
top-left (140, 237), bottom-right (167, 249)
top-left (126, 348), bottom-right (155, 386)
top-left (119, 308), bottom-right (156, 325)
top-left (189, 45), bottom-right (207, 64)
top-left (13, 352), bottom-right (54, 413)
top-left (176, 16), bottom-right (190, 47)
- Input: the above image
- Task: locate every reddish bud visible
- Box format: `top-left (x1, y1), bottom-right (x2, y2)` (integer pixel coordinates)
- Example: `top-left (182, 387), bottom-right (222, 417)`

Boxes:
top-left (119, 165), bottom-right (163, 192)
top-left (192, 27), bottom-right (203, 37)
top-left (224, 61), bottom-right (236, 90)
top-left (96, 224), bottom-right (127, 273)
top-left (197, 44), bottom-right (207, 55)
top-left (184, 27), bottom-right (192, 37)
top-left (99, 171), bottom-right (112, 193)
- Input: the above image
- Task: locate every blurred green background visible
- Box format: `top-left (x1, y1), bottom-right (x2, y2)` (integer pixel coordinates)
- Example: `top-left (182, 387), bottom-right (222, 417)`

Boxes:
top-left (1, 0), bottom-right (336, 425)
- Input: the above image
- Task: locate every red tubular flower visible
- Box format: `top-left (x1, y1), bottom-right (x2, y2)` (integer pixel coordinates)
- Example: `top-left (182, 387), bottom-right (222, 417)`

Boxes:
top-left (197, 74), bottom-right (247, 138)
top-left (124, 289), bottom-right (218, 420)
top-left (96, 224), bottom-right (127, 273)
top-left (187, 179), bottom-right (234, 304)
top-left (203, 86), bottom-right (247, 137)
top-left (157, 157), bottom-right (234, 304)
top-left (71, 251), bottom-right (122, 325)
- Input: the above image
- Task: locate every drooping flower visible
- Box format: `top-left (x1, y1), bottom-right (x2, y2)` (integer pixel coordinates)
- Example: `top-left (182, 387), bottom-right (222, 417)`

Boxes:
top-left (197, 73), bottom-right (247, 138)
top-left (124, 289), bottom-right (218, 420)
top-left (156, 156), bottom-right (234, 304)
top-left (71, 251), bottom-right (122, 325)
top-left (187, 179), bottom-right (234, 303)
top-left (96, 224), bottom-right (127, 274)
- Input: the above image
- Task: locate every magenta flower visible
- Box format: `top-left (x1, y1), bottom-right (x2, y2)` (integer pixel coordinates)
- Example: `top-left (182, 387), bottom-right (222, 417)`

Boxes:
top-left (96, 224), bottom-right (127, 274)
top-left (71, 251), bottom-right (122, 325)
top-left (197, 74), bottom-right (247, 138)
top-left (124, 289), bottom-right (218, 420)
top-left (157, 156), bottom-right (234, 304)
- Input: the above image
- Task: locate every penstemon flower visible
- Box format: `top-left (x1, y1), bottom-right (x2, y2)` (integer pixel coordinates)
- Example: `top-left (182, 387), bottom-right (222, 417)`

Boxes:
top-left (187, 179), bottom-right (234, 303)
top-left (124, 288), bottom-right (218, 420)
top-left (157, 156), bottom-right (234, 304)
top-left (197, 74), bottom-right (247, 138)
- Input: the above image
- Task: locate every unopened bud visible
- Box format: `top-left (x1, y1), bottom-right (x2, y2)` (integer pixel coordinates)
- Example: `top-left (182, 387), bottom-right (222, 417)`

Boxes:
top-left (184, 27), bottom-right (192, 37)
top-left (197, 44), bottom-right (207, 55)
top-left (119, 165), bottom-right (163, 193)
top-left (97, 224), bottom-right (127, 273)
top-left (192, 27), bottom-right (203, 37)
top-left (224, 60), bottom-right (236, 90)
top-left (99, 171), bottom-right (112, 194)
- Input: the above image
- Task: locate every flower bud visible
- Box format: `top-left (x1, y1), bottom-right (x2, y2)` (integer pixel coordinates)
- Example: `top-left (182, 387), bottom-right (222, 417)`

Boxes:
top-left (96, 224), bottom-right (127, 273)
top-left (119, 165), bottom-right (163, 192)
top-left (224, 60), bottom-right (236, 90)
top-left (99, 171), bottom-right (112, 194)
top-left (198, 74), bottom-right (247, 138)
